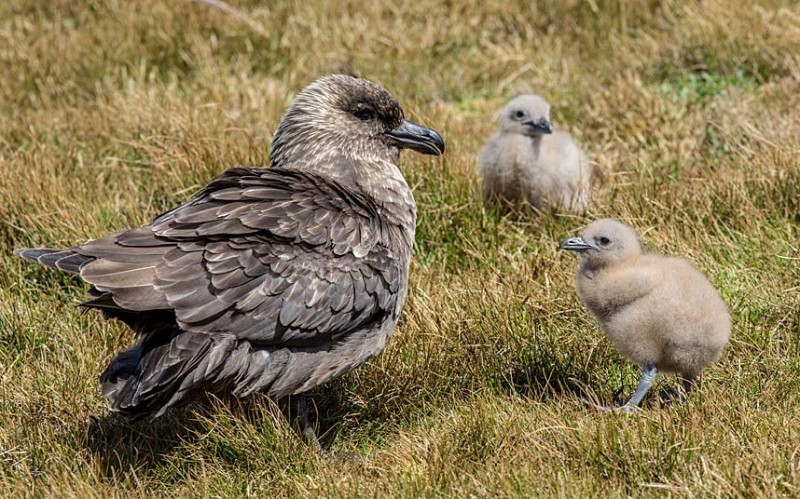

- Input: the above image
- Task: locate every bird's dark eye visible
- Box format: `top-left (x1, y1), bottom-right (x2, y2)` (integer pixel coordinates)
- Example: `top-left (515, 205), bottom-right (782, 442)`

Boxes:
top-left (514, 110), bottom-right (525, 120)
top-left (598, 237), bottom-right (611, 246)
top-left (353, 105), bottom-right (376, 121)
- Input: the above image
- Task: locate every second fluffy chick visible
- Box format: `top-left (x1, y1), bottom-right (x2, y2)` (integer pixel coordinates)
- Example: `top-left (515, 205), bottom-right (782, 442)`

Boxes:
top-left (560, 219), bottom-right (731, 411)
top-left (478, 94), bottom-right (592, 213)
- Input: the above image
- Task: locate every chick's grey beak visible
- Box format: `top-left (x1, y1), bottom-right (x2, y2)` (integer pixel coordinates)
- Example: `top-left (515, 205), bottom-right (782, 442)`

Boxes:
top-left (531, 117), bottom-right (553, 134)
top-left (559, 237), bottom-right (596, 252)
top-left (386, 119), bottom-right (445, 156)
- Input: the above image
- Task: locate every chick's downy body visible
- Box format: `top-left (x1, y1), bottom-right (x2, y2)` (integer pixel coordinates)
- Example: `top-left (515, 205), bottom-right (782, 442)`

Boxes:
top-left (478, 94), bottom-right (592, 213)
top-left (577, 253), bottom-right (730, 377)
top-left (561, 219), bottom-right (731, 409)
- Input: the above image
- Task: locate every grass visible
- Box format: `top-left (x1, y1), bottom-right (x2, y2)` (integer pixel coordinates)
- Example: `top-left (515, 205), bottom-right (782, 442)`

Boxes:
top-left (1, 0), bottom-right (799, 496)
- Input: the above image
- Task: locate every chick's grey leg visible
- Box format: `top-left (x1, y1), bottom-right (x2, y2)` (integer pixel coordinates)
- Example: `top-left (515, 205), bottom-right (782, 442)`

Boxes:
top-left (621, 364), bottom-right (658, 411)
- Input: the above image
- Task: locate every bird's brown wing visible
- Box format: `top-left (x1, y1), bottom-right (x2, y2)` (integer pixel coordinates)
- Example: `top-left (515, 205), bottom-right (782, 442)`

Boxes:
top-left (75, 167), bottom-right (403, 347)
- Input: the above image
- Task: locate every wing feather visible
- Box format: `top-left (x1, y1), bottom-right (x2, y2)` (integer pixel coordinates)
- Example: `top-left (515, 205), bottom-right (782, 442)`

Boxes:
top-left (70, 168), bottom-right (400, 348)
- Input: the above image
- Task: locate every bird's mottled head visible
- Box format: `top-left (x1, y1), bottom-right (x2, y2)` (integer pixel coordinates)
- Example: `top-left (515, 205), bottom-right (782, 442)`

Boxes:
top-left (560, 219), bottom-right (642, 268)
top-left (270, 74), bottom-right (444, 170)
top-left (500, 94), bottom-right (553, 137)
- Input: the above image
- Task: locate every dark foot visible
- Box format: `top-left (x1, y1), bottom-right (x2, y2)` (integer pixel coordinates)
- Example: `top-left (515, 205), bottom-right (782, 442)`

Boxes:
top-left (659, 376), bottom-right (695, 406)
top-left (659, 387), bottom-right (684, 404)
top-left (285, 395), bottom-right (322, 450)
top-left (283, 397), bottom-right (364, 459)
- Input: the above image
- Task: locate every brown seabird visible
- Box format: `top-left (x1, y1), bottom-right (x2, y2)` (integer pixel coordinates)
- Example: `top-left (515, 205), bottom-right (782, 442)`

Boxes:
top-left (15, 74), bottom-right (445, 421)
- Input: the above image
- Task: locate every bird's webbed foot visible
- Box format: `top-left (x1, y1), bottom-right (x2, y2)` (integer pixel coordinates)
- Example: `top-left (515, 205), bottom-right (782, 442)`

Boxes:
top-left (582, 364), bottom-right (658, 414)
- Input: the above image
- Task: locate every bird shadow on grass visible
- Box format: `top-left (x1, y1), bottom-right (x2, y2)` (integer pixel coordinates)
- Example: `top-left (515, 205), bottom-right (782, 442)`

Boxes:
top-left (501, 349), bottom-right (615, 407)
top-left (505, 351), bottom-right (684, 410)
top-left (78, 391), bottom-right (362, 479)
top-left (292, 383), bottom-right (394, 448)
top-left (289, 377), bottom-right (450, 454)
top-left (80, 407), bottom-right (214, 479)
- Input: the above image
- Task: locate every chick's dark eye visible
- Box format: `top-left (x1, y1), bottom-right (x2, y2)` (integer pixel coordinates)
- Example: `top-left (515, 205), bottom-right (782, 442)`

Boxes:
top-left (353, 106), bottom-right (376, 121)
top-left (514, 110), bottom-right (525, 119)
top-left (598, 237), bottom-right (611, 246)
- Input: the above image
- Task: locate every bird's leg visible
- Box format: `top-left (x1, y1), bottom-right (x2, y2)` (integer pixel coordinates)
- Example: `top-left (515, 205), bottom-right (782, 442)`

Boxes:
top-left (580, 364), bottom-right (658, 413)
top-left (288, 397), bottom-right (362, 460)
top-left (618, 364), bottom-right (658, 413)
top-left (289, 395), bottom-right (322, 450)
top-left (660, 373), bottom-right (696, 405)
top-left (681, 374), bottom-right (696, 395)
top-left (298, 395), bottom-right (322, 450)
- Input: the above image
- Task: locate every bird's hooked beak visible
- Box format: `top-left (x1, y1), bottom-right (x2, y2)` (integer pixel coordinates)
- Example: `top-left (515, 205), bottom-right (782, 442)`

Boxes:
top-left (559, 237), bottom-right (597, 252)
top-left (524, 117), bottom-right (553, 134)
top-left (385, 119), bottom-right (445, 156)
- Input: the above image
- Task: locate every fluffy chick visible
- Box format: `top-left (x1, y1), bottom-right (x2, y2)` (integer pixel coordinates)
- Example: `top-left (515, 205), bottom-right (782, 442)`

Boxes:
top-left (560, 219), bottom-right (731, 411)
top-left (478, 94), bottom-right (592, 213)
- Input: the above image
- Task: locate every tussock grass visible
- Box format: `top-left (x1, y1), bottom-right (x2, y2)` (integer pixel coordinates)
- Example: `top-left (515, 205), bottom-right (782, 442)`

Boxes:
top-left (1, 0), bottom-right (799, 496)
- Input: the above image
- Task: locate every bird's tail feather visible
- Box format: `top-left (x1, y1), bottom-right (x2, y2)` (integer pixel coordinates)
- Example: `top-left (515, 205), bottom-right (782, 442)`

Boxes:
top-left (100, 345), bottom-right (142, 402)
top-left (103, 332), bottom-right (234, 420)
top-left (14, 248), bottom-right (92, 274)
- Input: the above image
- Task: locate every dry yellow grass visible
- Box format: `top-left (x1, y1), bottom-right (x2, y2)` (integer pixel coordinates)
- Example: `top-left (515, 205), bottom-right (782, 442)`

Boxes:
top-left (1, 0), bottom-right (799, 496)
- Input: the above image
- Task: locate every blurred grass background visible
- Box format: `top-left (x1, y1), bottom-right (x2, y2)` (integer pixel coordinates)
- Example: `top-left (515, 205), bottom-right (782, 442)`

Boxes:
top-left (1, 0), bottom-right (799, 496)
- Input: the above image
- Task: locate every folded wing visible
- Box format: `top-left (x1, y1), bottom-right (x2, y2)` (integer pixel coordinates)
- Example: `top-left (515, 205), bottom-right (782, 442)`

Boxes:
top-left (78, 167), bottom-right (402, 345)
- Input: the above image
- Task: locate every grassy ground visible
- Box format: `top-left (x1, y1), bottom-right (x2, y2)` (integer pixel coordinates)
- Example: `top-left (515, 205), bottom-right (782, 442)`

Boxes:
top-left (1, 0), bottom-right (799, 496)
